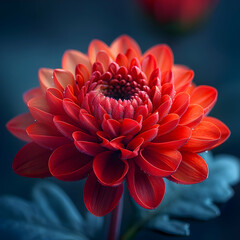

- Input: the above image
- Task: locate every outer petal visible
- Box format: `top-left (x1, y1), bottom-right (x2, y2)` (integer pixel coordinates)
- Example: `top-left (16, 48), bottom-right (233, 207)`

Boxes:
top-left (168, 152), bottom-right (208, 184)
top-left (23, 87), bottom-right (43, 104)
top-left (49, 143), bottom-right (92, 181)
top-left (127, 161), bottom-right (165, 209)
top-left (7, 113), bottom-right (35, 142)
top-left (27, 123), bottom-right (70, 150)
top-left (181, 120), bottom-right (221, 153)
top-left (143, 44), bottom-right (173, 72)
top-left (38, 68), bottom-right (54, 92)
top-left (62, 50), bottom-right (92, 75)
top-left (53, 69), bottom-right (75, 92)
top-left (170, 92), bottom-right (190, 117)
top-left (84, 172), bottom-right (123, 216)
top-left (154, 125), bottom-right (192, 149)
top-left (12, 142), bottom-right (52, 178)
top-left (135, 146), bottom-right (182, 177)
top-left (203, 116), bottom-right (231, 149)
top-left (93, 151), bottom-right (129, 186)
top-left (190, 86), bottom-right (218, 115)
top-left (88, 40), bottom-right (114, 63)
top-left (173, 65), bottom-right (194, 93)
top-left (110, 35), bottom-right (141, 57)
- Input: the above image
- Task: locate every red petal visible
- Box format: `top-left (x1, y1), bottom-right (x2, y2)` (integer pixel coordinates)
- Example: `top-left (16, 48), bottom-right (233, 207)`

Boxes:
top-left (115, 53), bottom-right (128, 67)
top-left (74, 140), bottom-right (105, 157)
top-left (88, 40), bottom-right (114, 63)
top-left (7, 113), bottom-right (35, 142)
top-left (127, 161), bottom-right (165, 209)
top-left (23, 88), bottom-right (43, 104)
top-left (190, 86), bottom-right (218, 115)
top-left (203, 117), bottom-right (230, 149)
top-left (179, 104), bottom-right (204, 128)
top-left (141, 112), bottom-right (159, 132)
top-left (136, 125), bottom-right (159, 142)
top-left (84, 172), bottom-right (123, 216)
top-left (76, 64), bottom-right (90, 82)
top-left (141, 54), bottom-right (157, 79)
top-left (27, 123), bottom-right (70, 150)
top-left (62, 50), bottom-right (92, 75)
top-left (28, 97), bottom-right (54, 126)
top-left (12, 142), bottom-right (52, 178)
top-left (181, 121), bottom-right (221, 153)
top-left (49, 143), bottom-right (92, 181)
top-left (158, 113), bottom-right (179, 136)
top-left (173, 65), bottom-right (194, 93)
top-left (96, 51), bottom-right (112, 72)
top-left (170, 92), bottom-right (190, 117)
top-left (110, 35), bottom-right (141, 57)
top-left (53, 69), bottom-right (75, 92)
top-left (38, 68), bottom-right (54, 92)
top-left (135, 146), bottom-right (181, 177)
top-left (102, 115), bottom-right (121, 139)
top-left (93, 151), bottom-right (129, 186)
top-left (143, 44), bottom-right (173, 72)
top-left (53, 115), bottom-right (80, 139)
top-left (73, 130), bottom-right (97, 142)
top-left (79, 109), bottom-right (99, 134)
top-left (168, 152), bottom-right (208, 184)
top-left (46, 88), bottom-right (65, 115)
top-left (121, 118), bottom-right (141, 136)
top-left (63, 99), bottom-right (80, 122)
top-left (154, 125), bottom-right (192, 149)
top-left (155, 95), bottom-right (172, 121)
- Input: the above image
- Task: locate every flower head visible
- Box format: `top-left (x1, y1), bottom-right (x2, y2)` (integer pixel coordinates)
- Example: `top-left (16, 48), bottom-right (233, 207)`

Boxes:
top-left (137, 0), bottom-right (218, 32)
top-left (7, 35), bottom-right (230, 216)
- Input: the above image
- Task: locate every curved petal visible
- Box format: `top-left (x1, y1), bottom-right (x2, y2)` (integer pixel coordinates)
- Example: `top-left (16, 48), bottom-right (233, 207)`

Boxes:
top-left (12, 142), bottom-right (52, 178)
top-left (190, 86), bottom-right (218, 115)
top-left (143, 44), bottom-right (173, 72)
top-left (49, 143), bottom-right (92, 181)
top-left (135, 146), bottom-right (182, 177)
top-left (173, 65), bottom-right (194, 93)
top-left (170, 92), bottom-right (190, 117)
top-left (74, 140), bottom-right (105, 157)
top-left (38, 68), bottom-right (54, 92)
top-left (46, 88), bottom-right (64, 115)
top-left (63, 99), bottom-right (80, 123)
top-left (93, 151), bottom-right (129, 186)
top-left (7, 113), bottom-right (35, 142)
top-left (53, 69), bottom-right (75, 92)
top-left (158, 113), bottom-right (179, 136)
top-left (179, 104), bottom-right (204, 128)
top-left (53, 115), bottom-right (81, 139)
top-left (84, 172), bottom-right (123, 216)
top-left (121, 118), bottom-right (142, 136)
top-left (127, 161), bottom-right (165, 209)
top-left (88, 40), bottom-right (114, 63)
top-left (23, 87), bottom-right (43, 104)
top-left (141, 54), bottom-right (157, 79)
top-left (181, 120), bottom-right (221, 153)
top-left (62, 50), bottom-right (92, 75)
top-left (110, 35), bottom-right (141, 57)
top-left (27, 123), bottom-right (70, 150)
top-left (203, 117), bottom-right (231, 149)
top-left (28, 97), bottom-right (54, 126)
top-left (168, 152), bottom-right (208, 184)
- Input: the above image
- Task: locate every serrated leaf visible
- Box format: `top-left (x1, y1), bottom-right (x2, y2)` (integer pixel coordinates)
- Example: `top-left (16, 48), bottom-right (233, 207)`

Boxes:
top-left (145, 152), bottom-right (240, 236)
top-left (0, 181), bottom-right (106, 240)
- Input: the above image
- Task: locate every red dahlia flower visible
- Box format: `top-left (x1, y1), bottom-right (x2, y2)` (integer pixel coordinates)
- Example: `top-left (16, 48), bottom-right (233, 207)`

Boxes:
top-left (7, 35), bottom-right (230, 216)
top-left (137, 0), bottom-right (218, 32)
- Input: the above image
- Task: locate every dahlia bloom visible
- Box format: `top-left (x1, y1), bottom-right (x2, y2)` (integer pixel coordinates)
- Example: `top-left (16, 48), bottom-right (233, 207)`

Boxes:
top-left (137, 0), bottom-right (218, 32)
top-left (7, 35), bottom-right (230, 217)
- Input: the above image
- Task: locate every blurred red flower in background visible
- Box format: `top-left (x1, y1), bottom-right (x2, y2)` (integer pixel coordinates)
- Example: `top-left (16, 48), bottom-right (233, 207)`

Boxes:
top-left (7, 35), bottom-right (229, 216)
top-left (137, 0), bottom-right (218, 32)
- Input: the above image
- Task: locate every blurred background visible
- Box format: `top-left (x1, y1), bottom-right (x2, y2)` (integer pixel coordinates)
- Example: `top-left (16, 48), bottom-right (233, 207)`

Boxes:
top-left (0, 0), bottom-right (239, 239)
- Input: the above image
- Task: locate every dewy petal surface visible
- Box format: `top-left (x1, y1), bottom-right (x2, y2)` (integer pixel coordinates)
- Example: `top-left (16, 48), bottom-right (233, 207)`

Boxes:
top-left (7, 35), bottom-right (230, 216)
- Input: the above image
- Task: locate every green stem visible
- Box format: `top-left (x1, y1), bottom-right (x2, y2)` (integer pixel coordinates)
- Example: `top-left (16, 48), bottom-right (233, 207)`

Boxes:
top-left (107, 196), bottom-right (124, 240)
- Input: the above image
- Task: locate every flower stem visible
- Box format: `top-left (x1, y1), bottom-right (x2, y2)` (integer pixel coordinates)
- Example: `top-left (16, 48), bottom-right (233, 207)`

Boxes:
top-left (107, 196), bottom-right (123, 240)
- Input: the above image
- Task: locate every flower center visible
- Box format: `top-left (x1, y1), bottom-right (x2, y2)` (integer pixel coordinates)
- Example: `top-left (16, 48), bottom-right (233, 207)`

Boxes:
top-left (90, 62), bottom-right (150, 101)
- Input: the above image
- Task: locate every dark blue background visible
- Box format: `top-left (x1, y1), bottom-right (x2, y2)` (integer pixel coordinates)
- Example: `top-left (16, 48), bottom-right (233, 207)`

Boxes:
top-left (0, 0), bottom-right (239, 239)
